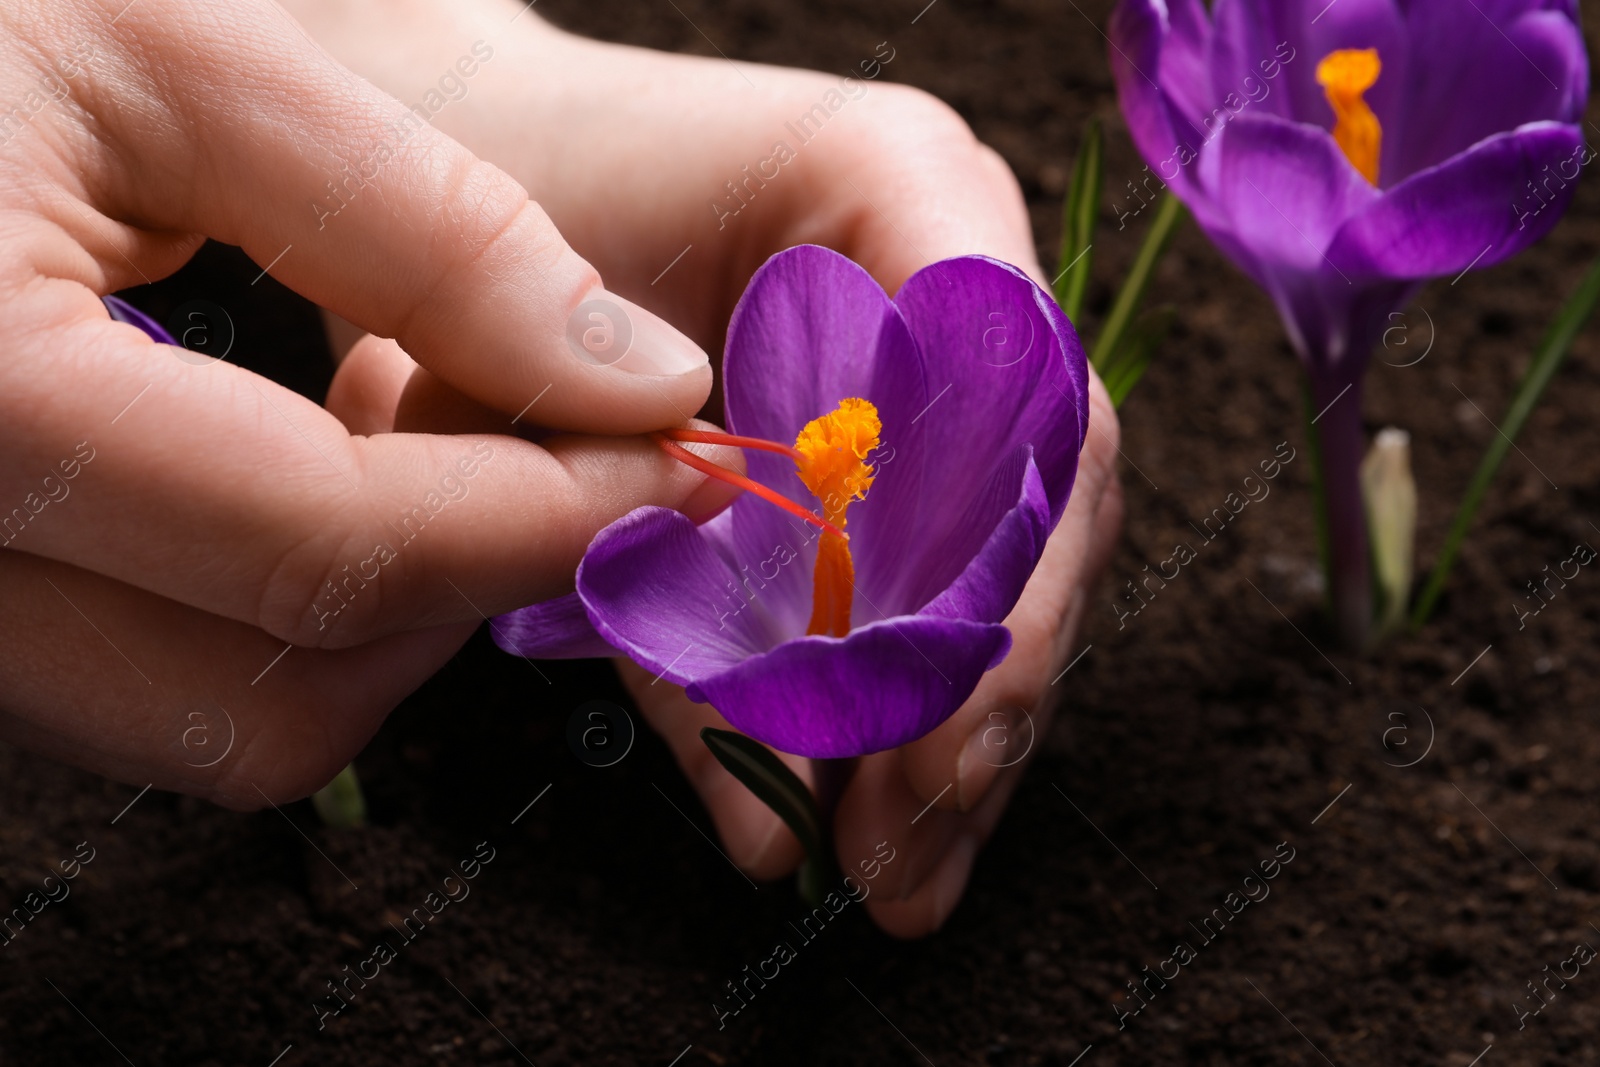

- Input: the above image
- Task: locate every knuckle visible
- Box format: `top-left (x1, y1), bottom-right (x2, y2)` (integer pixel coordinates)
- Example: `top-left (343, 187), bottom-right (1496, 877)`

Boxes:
top-left (395, 156), bottom-right (601, 355)
top-left (430, 156), bottom-right (529, 262)
top-left (254, 530), bottom-right (337, 644)
top-left (395, 158), bottom-right (553, 324)
top-left (205, 700), bottom-right (348, 810)
top-left (255, 509), bottom-right (405, 649)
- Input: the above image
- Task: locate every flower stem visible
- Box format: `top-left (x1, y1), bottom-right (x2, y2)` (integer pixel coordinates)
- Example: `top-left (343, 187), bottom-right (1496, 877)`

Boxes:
top-left (1306, 374), bottom-right (1371, 649)
top-left (809, 757), bottom-right (856, 821)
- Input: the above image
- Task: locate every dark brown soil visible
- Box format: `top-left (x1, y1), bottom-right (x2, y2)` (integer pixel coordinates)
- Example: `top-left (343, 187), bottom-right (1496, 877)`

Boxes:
top-left (5, 1), bottom-right (1600, 1064)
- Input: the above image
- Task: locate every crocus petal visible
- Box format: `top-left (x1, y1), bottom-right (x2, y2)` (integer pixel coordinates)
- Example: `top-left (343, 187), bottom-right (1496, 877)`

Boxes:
top-left (102, 295), bottom-right (176, 345)
top-left (491, 593), bottom-right (616, 660)
top-left (1107, 0), bottom-right (1220, 211)
top-left (685, 616), bottom-right (1011, 758)
top-left (894, 256), bottom-right (1086, 512)
top-left (917, 446), bottom-right (1052, 626)
top-left (721, 245), bottom-right (931, 637)
top-left (577, 508), bottom-right (781, 681)
top-left (1329, 121), bottom-right (1586, 279)
top-left (722, 245), bottom-right (928, 500)
top-left (1153, 0), bottom-right (1216, 131)
top-left (1387, 6), bottom-right (1587, 177)
top-left (872, 257), bottom-right (1085, 617)
top-left (695, 493), bottom-right (839, 644)
top-left (1206, 113), bottom-right (1382, 279)
top-left (1458, 0), bottom-right (1577, 19)
top-left (1210, 0), bottom-right (1408, 145)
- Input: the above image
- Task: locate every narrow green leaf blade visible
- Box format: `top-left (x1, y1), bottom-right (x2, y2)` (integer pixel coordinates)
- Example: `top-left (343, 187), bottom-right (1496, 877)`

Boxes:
top-left (1054, 118), bottom-right (1103, 324)
top-left (1411, 250), bottom-right (1600, 629)
top-left (1090, 193), bottom-right (1186, 375)
top-left (700, 727), bottom-right (824, 863)
top-left (1101, 306), bottom-right (1175, 408)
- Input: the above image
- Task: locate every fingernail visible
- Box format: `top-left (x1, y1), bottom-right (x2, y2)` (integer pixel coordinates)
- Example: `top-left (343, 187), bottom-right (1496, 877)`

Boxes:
top-left (565, 290), bottom-right (709, 376)
top-left (956, 710), bottom-right (1011, 811)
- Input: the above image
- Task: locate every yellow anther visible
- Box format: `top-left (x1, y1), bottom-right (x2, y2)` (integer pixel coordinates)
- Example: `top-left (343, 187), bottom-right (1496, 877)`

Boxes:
top-left (1317, 48), bottom-right (1382, 184)
top-left (793, 397), bottom-right (881, 636)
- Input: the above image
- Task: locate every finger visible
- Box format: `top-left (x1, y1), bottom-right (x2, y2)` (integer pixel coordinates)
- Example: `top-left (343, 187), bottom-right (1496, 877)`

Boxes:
top-left (397, 363), bottom-right (520, 438)
top-left (619, 661), bottom-right (806, 881)
top-left (861, 761), bottom-right (1020, 939)
top-left (321, 335), bottom-right (798, 884)
top-left (328, 334), bottom-right (518, 439)
top-left (0, 547), bottom-right (472, 810)
top-left (0, 303), bottom-right (741, 649)
top-left (328, 330), bottom-right (721, 455)
top-left (828, 91), bottom-right (1045, 291)
top-left (848, 461), bottom-right (1118, 931)
top-left (349, 342), bottom-right (804, 879)
top-left (853, 469), bottom-right (1125, 930)
top-left (900, 371), bottom-right (1123, 812)
top-left (834, 737), bottom-right (1027, 938)
top-left (325, 334), bottom-right (412, 435)
top-left (368, 347), bottom-right (806, 883)
top-left (832, 751), bottom-right (965, 908)
top-left (320, 310), bottom-right (368, 363)
top-left (59, 0), bottom-right (712, 432)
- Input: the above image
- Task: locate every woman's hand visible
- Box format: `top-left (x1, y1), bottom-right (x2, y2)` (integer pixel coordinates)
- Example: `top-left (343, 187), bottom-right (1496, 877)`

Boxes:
top-left (301, 0), bottom-right (1125, 937)
top-left (0, 0), bottom-right (737, 808)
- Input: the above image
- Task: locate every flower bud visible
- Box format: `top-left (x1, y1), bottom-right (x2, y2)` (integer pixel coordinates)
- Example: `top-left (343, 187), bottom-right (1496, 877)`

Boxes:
top-left (1361, 427), bottom-right (1417, 640)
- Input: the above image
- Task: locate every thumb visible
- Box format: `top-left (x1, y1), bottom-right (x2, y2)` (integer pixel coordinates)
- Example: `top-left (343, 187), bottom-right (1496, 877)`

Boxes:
top-left (74, 0), bottom-right (711, 432)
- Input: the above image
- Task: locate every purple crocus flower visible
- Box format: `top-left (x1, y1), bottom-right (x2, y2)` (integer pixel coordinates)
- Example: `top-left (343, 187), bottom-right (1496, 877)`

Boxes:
top-left (495, 245), bottom-right (1089, 758)
top-left (1108, 0), bottom-right (1588, 642)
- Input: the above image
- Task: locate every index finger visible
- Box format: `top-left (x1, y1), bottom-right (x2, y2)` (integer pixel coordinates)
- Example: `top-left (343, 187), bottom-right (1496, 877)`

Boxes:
top-left (69, 0), bottom-right (712, 432)
top-left (0, 294), bottom-right (738, 649)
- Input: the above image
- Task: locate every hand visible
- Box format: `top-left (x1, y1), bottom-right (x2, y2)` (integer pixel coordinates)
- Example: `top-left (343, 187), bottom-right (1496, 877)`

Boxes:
top-left (299, 0), bottom-right (1125, 936)
top-left (0, 0), bottom-right (737, 807)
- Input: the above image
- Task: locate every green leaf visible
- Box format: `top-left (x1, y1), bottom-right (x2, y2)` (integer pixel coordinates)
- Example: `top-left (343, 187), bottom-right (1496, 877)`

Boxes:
top-left (1411, 251), bottom-right (1600, 629)
top-left (1100, 305), bottom-right (1174, 408)
top-left (1090, 193), bottom-right (1186, 377)
top-left (700, 727), bottom-right (826, 871)
top-left (311, 763), bottom-right (366, 829)
top-left (1054, 118), bottom-right (1102, 324)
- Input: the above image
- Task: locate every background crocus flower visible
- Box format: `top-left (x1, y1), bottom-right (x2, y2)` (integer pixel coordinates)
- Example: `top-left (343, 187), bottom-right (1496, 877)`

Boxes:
top-left (496, 245), bottom-right (1088, 758)
top-left (1109, 0), bottom-right (1588, 644)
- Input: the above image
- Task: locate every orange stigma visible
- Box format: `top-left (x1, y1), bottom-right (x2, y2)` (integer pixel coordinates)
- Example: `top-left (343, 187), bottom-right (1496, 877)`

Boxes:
top-left (792, 398), bottom-right (881, 637)
top-left (654, 431), bottom-right (844, 540)
top-left (654, 398), bottom-right (881, 638)
top-left (1317, 48), bottom-right (1382, 184)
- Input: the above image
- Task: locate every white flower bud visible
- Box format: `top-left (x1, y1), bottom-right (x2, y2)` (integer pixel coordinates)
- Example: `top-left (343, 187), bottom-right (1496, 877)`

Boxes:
top-left (1362, 427), bottom-right (1417, 641)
